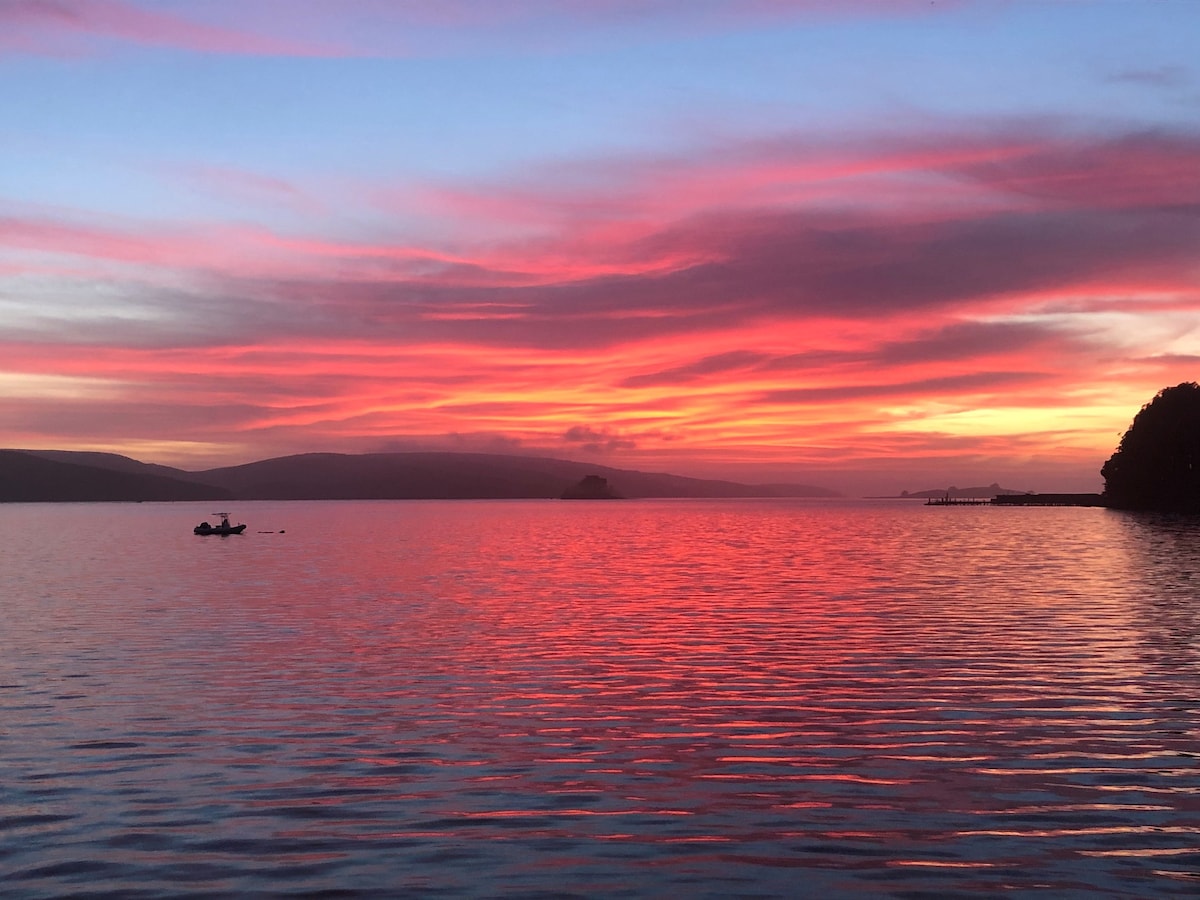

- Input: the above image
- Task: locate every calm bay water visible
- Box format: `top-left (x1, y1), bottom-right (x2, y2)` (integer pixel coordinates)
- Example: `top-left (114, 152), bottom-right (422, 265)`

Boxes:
top-left (1, 498), bottom-right (1198, 897)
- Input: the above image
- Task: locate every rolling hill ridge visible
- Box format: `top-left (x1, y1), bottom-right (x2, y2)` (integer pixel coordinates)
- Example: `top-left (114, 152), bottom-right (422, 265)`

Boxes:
top-left (1, 449), bottom-right (838, 502)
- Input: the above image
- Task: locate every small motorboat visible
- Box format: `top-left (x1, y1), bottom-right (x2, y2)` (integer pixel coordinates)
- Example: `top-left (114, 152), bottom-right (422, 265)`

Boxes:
top-left (194, 513), bottom-right (247, 535)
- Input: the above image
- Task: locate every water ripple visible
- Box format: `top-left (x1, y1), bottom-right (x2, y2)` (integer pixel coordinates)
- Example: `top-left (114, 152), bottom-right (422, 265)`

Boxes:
top-left (1, 500), bottom-right (1198, 896)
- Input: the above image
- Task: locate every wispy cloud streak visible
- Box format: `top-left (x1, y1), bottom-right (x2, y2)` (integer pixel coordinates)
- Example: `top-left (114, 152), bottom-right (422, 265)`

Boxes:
top-left (0, 0), bottom-right (341, 56)
top-left (0, 0), bottom-right (961, 58)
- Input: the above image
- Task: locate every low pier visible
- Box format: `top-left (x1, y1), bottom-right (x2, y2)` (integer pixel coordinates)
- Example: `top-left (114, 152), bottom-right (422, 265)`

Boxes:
top-left (990, 493), bottom-right (1107, 507)
top-left (924, 493), bottom-right (1108, 507)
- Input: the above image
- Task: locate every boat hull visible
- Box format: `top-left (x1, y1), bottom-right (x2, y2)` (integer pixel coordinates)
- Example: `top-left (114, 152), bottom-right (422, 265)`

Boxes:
top-left (194, 524), bottom-right (246, 535)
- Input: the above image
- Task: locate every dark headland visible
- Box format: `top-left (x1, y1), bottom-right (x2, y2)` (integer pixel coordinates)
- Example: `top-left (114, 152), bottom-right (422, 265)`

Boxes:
top-left (1100, 382), bottom-right (1200, 513)
top-left (907, 382), bottom-right (1200, 512)
top-left (0, 449), bottom-right (839, 504)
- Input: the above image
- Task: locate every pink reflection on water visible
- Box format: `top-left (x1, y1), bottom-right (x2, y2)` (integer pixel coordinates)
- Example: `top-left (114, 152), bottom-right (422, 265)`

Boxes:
top-left (1, 500), bottom-right (1198, 895)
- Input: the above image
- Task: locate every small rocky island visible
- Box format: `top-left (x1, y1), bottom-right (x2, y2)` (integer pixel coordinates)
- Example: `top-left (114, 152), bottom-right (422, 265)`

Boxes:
top-left (561, 474), bottom-right (622, 500)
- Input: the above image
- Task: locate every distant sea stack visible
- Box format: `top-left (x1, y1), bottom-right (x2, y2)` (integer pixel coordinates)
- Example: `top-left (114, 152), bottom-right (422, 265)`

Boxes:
top-left (561, 475), bottom-right (622, 500)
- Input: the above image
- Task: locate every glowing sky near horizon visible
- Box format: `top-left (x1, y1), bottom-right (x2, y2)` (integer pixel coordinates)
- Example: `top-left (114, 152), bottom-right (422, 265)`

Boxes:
top-left (2, 0), bottom-right (1198, 494)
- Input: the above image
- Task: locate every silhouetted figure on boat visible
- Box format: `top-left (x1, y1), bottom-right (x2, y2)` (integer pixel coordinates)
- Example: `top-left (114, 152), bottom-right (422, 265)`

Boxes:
top-left (194, 512), bottom-right (247, 535)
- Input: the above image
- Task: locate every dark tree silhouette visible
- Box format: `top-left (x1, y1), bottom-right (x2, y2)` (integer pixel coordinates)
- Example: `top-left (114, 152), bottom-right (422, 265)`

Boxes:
top-left (1101, 382), bottom-right (1200, 512)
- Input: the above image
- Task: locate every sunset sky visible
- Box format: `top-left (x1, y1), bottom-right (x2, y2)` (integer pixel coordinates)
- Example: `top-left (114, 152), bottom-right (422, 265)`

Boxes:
top-left (2, 0), bottom-right (1198, 494)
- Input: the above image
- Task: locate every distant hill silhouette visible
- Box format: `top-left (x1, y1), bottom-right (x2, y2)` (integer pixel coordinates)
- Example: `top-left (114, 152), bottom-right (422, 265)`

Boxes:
top-left (1102, 382), bottom-right (1200, 512)
top-left (193, 452), bottom-right (840, 501)
top-left (22, 449), bottom-right (199, 481)
top-left (1, 449), bottom-right (838, 502)
top-left (0, 450), bottom-right (231, 502)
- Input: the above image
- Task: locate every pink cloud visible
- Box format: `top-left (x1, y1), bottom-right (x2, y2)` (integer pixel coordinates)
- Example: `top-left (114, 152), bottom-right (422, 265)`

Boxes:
top-left (950, 131), bottom-right (1200, 211)
top-left (0, 0), bottom-right (962, 58)
top-left (7, 124), bottom-right (1199, 357)
top-left (0, 0), bottom-right (344, 56)
top-left (7, 128), bottom-right (1198, 371)
top-left (416, 127), bottom-right (1198, 242)
top-left (1, 215), bottom-right (143, 261)
top-left (170, 165), bottom-right (325, 216)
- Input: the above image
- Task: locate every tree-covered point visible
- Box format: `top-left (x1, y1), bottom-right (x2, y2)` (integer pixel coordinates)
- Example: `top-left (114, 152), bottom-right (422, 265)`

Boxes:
top-left (1101, 382), bottom-right (1200, 512)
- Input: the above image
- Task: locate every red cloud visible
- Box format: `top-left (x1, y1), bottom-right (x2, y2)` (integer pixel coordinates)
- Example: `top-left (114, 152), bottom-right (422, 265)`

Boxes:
top-left (4, 120), bottom-right (1197, 488)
